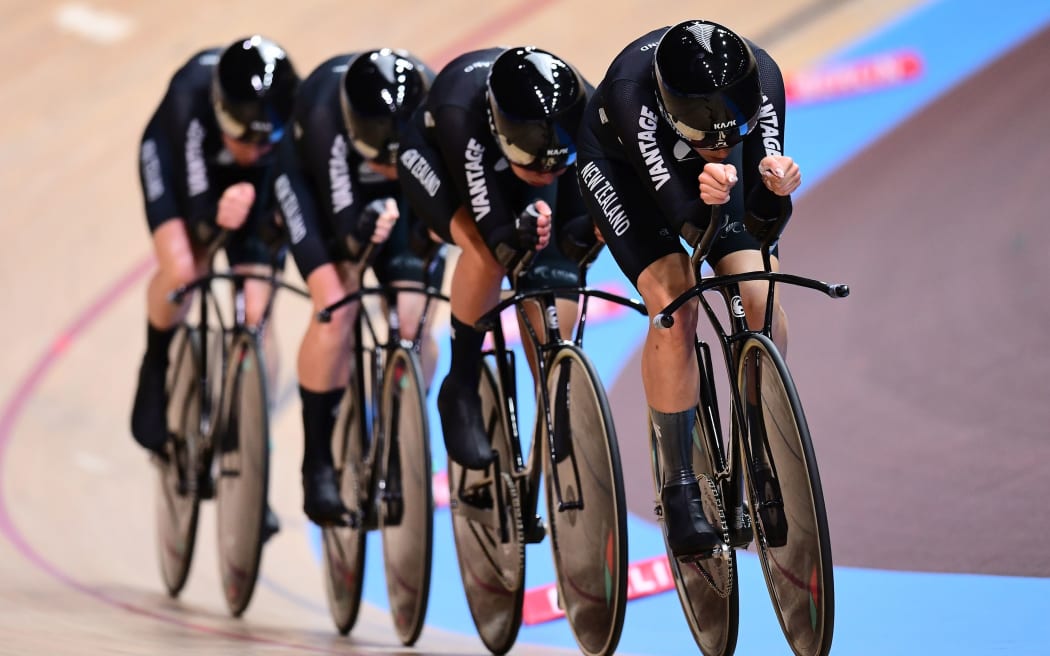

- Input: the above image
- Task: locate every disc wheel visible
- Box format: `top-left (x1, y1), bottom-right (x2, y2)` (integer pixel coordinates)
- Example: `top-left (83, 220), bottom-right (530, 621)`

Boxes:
top-left (543, 345), bottom-right (627, 656)
top-left (322, 348), bottom-right (373, 635)
top-left (215, 332), bottom-right (270, 617)
top-left (448, 361), bottom-right (525, 655)
top-left (737, 335), bottom-right (834, 656)
top-left (155, 325), bottom-right (202, 597)
top-left (379, 347), bottom-right (434, 646)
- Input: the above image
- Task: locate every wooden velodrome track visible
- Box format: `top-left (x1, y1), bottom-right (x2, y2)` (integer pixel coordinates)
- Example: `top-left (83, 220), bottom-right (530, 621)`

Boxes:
top-left (0, 1), bottom-right (976, 654)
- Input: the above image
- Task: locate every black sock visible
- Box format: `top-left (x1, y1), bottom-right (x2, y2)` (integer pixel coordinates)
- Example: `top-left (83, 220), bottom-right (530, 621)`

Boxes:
top-left (446, 314), bottom-right (485, 389)
top-left (144, 322), bottom-right (176, 367)
top-left (300, 387), bottom-right (345, 473)
top-left (650, 407), bottom-right (698, 488)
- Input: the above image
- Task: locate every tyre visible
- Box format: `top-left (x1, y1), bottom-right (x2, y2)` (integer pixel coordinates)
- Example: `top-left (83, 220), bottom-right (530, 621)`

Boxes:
top-left (215, 331), bottom-right (270, 617)
top-left (543, 345), bottom-right (627, 656)
top-left (379, 347), bottom-right (433, 645)
top-left (448, 360), bottom-right (525, 655)
top-left (737, 334), bottom-right (834, 656)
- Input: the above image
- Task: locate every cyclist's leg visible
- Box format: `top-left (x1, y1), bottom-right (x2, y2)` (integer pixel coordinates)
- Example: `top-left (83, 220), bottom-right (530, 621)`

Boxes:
top-left (132, 217), bottom-right (209, 454)
top-left (515, 241), bottom-right (580, 377)
top-left (372, 214), bottom-right (441, 390)
top-left (435, 207), bottom-right (504, 469)
top-left (637, 256), bottom-right (721, 555)
top-left (578, 153), bottom-right (719, 556)
top-left (295, 259), bottom-right (360, 524)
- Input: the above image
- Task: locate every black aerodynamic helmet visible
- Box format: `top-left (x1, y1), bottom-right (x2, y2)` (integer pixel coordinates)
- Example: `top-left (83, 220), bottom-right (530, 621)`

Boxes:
top-left (654, 20), bottom-right (762, 149)
top-left (340, 48), bottom-right (430, 165)
top-left (212, 35), bottom-right (299, 145)
top-left (486, 46), bottom-right (586, 172)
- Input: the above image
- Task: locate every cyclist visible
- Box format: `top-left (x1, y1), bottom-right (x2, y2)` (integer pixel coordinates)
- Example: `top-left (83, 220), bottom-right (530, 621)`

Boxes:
top-left (575, 20), bottom-right (801, 557)
top-left (397, 46), bottom-right (598, 470)
top-left (271, 48), bottom-right (441, 525)
top-left (132, 35), bottom-right (299, 536)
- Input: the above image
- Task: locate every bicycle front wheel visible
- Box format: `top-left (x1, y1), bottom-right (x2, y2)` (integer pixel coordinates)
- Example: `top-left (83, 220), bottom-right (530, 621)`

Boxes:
top-left (379, 347), bottom-right (434, 646)
top-left (448, 360), bottom-right (525, 655)
top-left (322, 351), bottom-right (371, 635)
top-left (737, 334), bottom-right (834, 656)
top-left (155, 325), bottom-right (202, 597)
top-left (543, 345), bottom-right (627, 656)
top-left (215, 331), bottom-right (270, 617)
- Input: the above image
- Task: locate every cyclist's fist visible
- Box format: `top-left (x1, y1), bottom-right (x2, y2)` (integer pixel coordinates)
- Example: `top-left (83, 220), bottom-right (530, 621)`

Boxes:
top-left (699, 163), bottom-right (737, 205)
top-left (759, 155), bottom-right (801, 196)
top-left (217, 182), bottom-right (255, 230)
top-left (517, 200), bottom-right (552, 251)
top-left (371, 198), bottom-right (399, 244)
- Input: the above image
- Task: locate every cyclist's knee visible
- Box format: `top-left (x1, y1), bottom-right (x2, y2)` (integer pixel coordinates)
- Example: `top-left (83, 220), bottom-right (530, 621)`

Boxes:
top-left (309, 309), bottom-right (354, 354)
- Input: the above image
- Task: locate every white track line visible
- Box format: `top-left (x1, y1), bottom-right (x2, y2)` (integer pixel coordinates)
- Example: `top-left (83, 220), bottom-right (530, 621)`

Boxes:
top-left (54, 3), bottom-right (133, 44)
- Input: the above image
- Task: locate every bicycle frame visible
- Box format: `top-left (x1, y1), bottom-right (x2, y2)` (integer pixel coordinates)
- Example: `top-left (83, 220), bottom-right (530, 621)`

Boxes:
top-left (168, 237), bottom-right (308, 492)
top-left (467, 247), bottom-right (646, 536)
top-left (654, 207), bottom-right (850, 543)
top-left (318, 246), bottom-right (449, 528)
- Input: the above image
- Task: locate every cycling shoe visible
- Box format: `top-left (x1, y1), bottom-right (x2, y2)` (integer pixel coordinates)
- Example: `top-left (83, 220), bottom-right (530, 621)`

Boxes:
top-left (662, 480), bottom-right (723, 558)
top-left (437, 377), bottom-right (495, 470)
top-left (131, 356), bottom-right (169, 455)
top-left (303, 465), bottom-right (349, 526)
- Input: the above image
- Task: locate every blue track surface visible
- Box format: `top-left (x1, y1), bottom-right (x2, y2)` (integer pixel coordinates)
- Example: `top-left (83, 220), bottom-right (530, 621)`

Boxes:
top-left (311, 2), bottom-right (1050, 652)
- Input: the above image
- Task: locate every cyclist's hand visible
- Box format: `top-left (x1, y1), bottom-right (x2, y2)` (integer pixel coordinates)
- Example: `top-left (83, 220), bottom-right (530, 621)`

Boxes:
top-left (371, 198), bottom-right (399, 244)
top-left (217, 182), bottom-right (255, 230)
top-left (358, 198), bottom-right (399, 245)
top-left (698, 163), bottom-right (738, 205)
top-left (759, 155), bottom-right (801, 196)
top-left (516, 200), bottom-right (552, 251)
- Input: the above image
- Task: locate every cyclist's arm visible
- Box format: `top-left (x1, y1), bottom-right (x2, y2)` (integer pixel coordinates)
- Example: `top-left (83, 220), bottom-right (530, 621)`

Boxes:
top-left (431, 104), bottom-right (529, 258)
top-left (272, 134), bottom-right (332, 282)
top-left (741, 46), bottom-right (794, 221)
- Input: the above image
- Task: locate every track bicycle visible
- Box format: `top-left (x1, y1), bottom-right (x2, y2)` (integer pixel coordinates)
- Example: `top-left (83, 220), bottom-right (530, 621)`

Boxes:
top-left (314, 245), bottom-right (447, 646)
top-left (649, 206), bottom-right (848, 656)
top-left (447, 246), bottom-right (646, 656)
top-left (155, 234), bottom-right (309, 616)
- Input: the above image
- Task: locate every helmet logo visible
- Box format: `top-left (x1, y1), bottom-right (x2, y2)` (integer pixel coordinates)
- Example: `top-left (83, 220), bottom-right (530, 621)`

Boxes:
top-left (713, 120), bottom-right (737, 129)
top-left (684, 22), bottom-right (717, 54)
top-left (524, 52), bottom-right (558, 84)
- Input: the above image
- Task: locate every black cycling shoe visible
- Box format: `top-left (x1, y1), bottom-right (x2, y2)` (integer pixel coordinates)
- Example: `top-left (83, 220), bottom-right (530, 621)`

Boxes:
top-left (131, 357), bottom-right (169, 455)
top-left (662, 480), bottom-right (723, 558)
top-left (437, 377), bottom-right (495, 470)
top-left (303, 465), bottom-right (349, 526)
top-left (262, 505), bottom-right (281, 543)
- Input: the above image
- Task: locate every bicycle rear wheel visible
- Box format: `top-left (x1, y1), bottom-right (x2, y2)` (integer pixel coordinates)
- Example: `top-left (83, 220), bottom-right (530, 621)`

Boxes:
top-left (379, 347), bottom-right (433, 646)
top-left (215, 331), bottom-right (270, 617)
top-left (737, 335), bottom-right (834, 656)
top-left (155, 325), bottom-right (202, 597)
top-left (322, 354), bottom-right (370, 635)
top-left (650, 409), bottom-right (739, 656)
top-left (543, 345), bottom-right (627, 656)
top-left (448, 360), bottom-right (524, 655)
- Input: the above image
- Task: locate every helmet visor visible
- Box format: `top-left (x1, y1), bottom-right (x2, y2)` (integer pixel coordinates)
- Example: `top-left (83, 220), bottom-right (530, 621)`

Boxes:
top-left (490, 105), bottom-right (578, 172)
top-left (213, 97), bottom-right (287, 145)
top-left (654, 64), bottom-right (761, 150)
top-left (342, 107), bottom-right (401, 165)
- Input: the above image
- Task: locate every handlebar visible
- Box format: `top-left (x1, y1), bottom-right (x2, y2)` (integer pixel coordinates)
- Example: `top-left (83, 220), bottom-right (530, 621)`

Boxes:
top-left (651, 203), bottom-right (849, 329)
